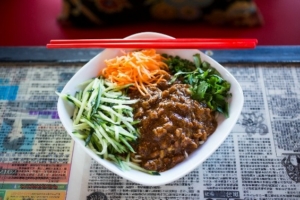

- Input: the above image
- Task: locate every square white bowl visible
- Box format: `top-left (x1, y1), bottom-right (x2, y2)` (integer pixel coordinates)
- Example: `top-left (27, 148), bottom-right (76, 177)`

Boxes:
top-left (57, 32), bottom-right (244, 186)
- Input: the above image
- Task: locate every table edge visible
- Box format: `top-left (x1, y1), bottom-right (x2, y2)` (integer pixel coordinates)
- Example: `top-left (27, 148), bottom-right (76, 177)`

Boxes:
top-left (1, 46), bottom-right (300, 63)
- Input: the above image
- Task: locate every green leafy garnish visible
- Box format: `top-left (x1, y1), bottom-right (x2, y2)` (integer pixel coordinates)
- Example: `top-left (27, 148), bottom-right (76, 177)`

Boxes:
top-left (164, 53), bottom-right (231, 117)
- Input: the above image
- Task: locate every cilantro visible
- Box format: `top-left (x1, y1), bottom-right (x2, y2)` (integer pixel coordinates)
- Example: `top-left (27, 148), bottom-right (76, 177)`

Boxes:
top-left (163, 53), bottom-right (231, 117)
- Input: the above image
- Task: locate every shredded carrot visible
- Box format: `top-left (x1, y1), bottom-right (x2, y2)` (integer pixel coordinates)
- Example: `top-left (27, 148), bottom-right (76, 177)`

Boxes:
top-left (101, 49), bottom-right (169, 96)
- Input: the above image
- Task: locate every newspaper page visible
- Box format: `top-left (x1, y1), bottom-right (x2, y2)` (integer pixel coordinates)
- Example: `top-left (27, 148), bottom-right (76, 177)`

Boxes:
top-left (0, 63), bottom-right (81, 200)
top-left (1, 62), bottom-right (299, 200)
top-left (67, 63), bottom-right (300, 200)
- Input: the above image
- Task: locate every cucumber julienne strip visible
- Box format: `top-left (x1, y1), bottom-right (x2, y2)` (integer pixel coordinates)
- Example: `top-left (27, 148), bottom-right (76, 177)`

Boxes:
top-left (57, 77), bottom-right (159, 175)
top-left (100, 97), bottom-right (138, 105)
top-left (92, 79), bottom-right (103, 115)
top-left (86, 78), bottom-right (100, 119)
top-left (99, 105), bottom-right (133, 123)
top-left (73, 122), bottom-right (90, 130)
top-left (73, 81), bottom-right (94, 125)
top-left (73, 92), bottom-right (80, 118)
top-left (55, 92), bottom-right (82, 107)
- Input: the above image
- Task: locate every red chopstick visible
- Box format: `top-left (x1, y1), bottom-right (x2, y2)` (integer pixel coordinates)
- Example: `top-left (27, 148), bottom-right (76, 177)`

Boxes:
top-left (50, 38), bottom-right (258, 44)
top-left (47, 38), bottom-right (258, 49)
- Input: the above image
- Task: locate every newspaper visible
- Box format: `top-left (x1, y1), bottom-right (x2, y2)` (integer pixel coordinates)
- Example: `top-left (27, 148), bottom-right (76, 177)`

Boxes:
top-left (0, 62), bottom-right (299, 200)
top-left (0, 63), bottom-right (79, 200)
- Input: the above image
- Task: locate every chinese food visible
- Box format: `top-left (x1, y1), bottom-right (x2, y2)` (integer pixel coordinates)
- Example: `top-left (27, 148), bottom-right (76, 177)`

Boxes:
top-left (130, 83), bottom-right (217, 172)
top-left (57, 49), bottom-right (231, 175)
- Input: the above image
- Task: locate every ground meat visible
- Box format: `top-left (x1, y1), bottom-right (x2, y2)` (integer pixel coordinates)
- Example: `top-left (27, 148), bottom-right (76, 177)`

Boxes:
top-left (130, 83), bottom-right (217, 172)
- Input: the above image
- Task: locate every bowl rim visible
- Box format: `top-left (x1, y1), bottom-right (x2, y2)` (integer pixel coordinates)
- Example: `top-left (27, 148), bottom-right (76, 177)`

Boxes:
top-left (57, 31), bottom-right (244, 186)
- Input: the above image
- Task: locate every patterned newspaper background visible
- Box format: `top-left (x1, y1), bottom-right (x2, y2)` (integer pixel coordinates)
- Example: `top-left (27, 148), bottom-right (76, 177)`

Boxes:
top-left (0, 62), bottom-right (299, 200)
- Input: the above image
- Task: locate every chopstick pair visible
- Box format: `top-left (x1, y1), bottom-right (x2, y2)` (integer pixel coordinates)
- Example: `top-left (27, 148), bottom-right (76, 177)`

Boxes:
top-left (47, 38), bottom-right (258, 49)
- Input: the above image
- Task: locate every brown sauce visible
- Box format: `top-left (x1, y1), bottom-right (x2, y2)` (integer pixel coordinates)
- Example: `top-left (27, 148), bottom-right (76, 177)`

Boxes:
top-left (129, 81), bottom-right (217, 172)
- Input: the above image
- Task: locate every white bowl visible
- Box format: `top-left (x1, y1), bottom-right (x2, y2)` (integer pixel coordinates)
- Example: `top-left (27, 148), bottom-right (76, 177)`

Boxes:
top-left (57, 32), bottom-right (244, 186)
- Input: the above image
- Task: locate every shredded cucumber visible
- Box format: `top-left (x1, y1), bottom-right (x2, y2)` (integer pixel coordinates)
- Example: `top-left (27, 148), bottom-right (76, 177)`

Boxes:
top-left (57, 76), bottom-right (160, 175)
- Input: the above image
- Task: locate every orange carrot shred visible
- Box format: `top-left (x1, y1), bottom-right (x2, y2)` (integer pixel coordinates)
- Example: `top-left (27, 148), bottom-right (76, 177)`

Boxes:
top-left (101, 49), bottom-right (169, 95)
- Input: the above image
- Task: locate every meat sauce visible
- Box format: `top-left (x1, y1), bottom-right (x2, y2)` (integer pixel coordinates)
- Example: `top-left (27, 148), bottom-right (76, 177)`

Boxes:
top-left (130, 81), bottom-right (217, 172)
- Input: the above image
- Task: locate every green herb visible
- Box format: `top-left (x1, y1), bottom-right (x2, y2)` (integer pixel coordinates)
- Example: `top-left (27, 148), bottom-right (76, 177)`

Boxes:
top-left (164, 53), bottom-right (231, 117)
